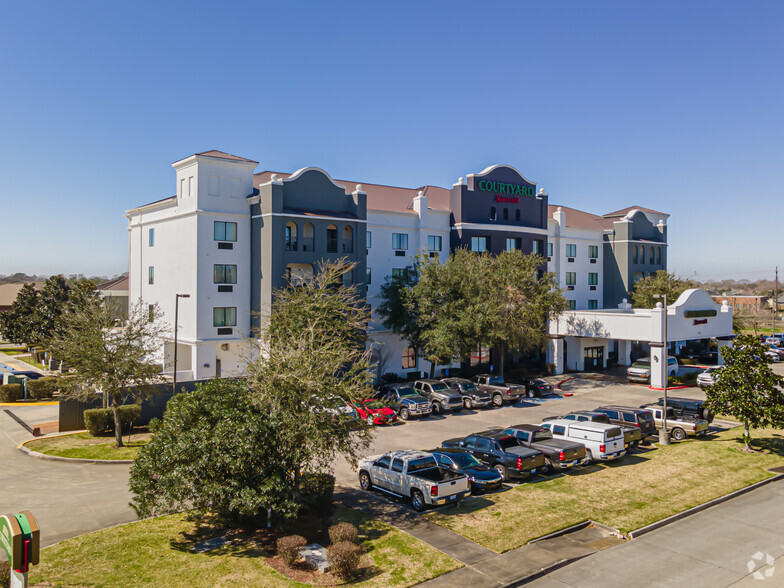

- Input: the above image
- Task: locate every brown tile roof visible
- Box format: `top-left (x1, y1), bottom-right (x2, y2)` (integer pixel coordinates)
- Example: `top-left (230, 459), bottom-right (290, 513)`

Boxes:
top-left (603, 205), bottom-right (668, 218)
top-left (548, 205), bottom-right (615, 230)
top-left (96, 276), bottom-right (129, 291)
top-left (195, 150), bottom-right (258, 164)
top-left (254, 172), bottom-right (451, 214)
top-left (0, 282), bottom-right (44, 308)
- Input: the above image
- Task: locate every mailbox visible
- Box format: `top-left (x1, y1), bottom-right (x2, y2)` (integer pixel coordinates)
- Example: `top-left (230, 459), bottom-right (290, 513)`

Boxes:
top-left (0, 511), bottom-right (40, 574)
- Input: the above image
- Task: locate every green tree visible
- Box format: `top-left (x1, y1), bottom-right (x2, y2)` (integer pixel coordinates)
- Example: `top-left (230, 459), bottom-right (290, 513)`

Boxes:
top-left (30, 275), bottom-right (71, 345)
top-left (0, 283), bottom-right (39, 344)
top-left (704, 335), bottom-right (784, 449)
top-left (48, 300), bottom-right (169, 448)
top-left (630, 270), bottom-right (697, 309)
top-left (130, 378), bottom-right (297, 520)
top-left (376, 266), bottom-right (423, 357)
top-left (246, 259), bottom-right (375, 503)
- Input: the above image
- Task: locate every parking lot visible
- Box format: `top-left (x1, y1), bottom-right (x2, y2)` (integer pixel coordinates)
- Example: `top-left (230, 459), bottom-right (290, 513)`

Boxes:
top-left (332, 373), bottom-right (721, 488)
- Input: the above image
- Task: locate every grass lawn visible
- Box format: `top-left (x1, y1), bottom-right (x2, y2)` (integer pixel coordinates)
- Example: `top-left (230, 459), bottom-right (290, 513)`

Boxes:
top-left (0, 346), bottom-right (26, 356)
top-left (29, 506), bottom-right (459, 587)
top-left (25, 431), bottom-right (151, 460)
top-left (427, 428), bottom-right (784, 553)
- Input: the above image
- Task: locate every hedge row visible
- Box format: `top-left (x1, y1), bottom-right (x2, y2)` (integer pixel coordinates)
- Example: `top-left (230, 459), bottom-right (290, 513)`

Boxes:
top-left (25, 377), bottom-right (62, 399)
top-left (83, 405), bottom-right (142, 436)
top-left (0, 384), bottom-right (22, 403)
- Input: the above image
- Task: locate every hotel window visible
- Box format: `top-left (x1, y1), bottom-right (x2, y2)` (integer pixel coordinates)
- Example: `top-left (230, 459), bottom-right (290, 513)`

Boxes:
top-left (547, 242), bottom-right (553, 257)
top-left (213, 307), bottom-right (237, 327)
top-left (470, 345), bottom-right (491, 366)
top-left (633, 245), bottom-right (639, 264)
top-left (532, 240), bottom-right (541, 255)
top-left (392, 233), bottom-right (408, 250)
top-left (402, 346), bottom-right (417, 369)
top-left (568, 300), bottom-right (577, 310)
top-left (471, 236), bottom-right (488, 253)
top-left (284, 222), bottom-right (297, 251)
top-left (588, 300), bottom-right (598, 310)
top-left (565, 272), bottom-right (576, 286)
top-left (588, 272), bottom-right (598, 285)
top-left (214, 221), bottom-right (237, 242)
top-left (366, 231), bottom-right (372, 249)
top-left (148, 304), bottom-right (154, 322)
top-left (566, 244), bottom-right (577, 258)
top-left (148, 228), bottom-right (154, 247)
top-left (342, 270), bottom-right (352, 287)
top-left (656, 246), bottom-right (662, 265)
top-left (649, 246), bottom-right (655, 264)
top-left (503, 208), bottom-right (509, 221)
top-left (342, 226), bottom-right (353, 253)
top-left (326, 224), bottom-right (338, 253)
top-left (589, 245), bottom-right (598, 259)
top-left (148, 266), bottom-right (154, 285)
top-left (392, 268), bottom-right (407, 280)
top-left (213, 264), bottom-right (237, 284)
top-left (505, 238), bottom-right (519, 251)
top-left (427, 235), bottom-right (442, 252)
top-left (515, 209), bottom-right (521, 222)
top-left (490, 207), bottom-right (497, 221)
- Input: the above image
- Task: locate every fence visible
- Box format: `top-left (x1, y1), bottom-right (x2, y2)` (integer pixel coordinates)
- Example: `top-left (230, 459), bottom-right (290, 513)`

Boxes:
top-left (58, 380), bottom-right (202, 432)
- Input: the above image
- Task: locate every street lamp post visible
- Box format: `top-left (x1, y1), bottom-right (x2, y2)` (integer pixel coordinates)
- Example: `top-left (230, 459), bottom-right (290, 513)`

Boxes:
top-left (173, 294), bottom-right (190, 395)
top-left (654, 293), bottom-right (670, 445)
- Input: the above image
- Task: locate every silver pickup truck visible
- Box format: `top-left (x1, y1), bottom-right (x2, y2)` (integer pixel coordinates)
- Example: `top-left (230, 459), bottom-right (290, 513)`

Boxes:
top-left (358, 450), bottom-right (471, 512)
top-left (639, 405), bottom-right (710, 441)
top-left (472, 374), bottom-right (526, 406)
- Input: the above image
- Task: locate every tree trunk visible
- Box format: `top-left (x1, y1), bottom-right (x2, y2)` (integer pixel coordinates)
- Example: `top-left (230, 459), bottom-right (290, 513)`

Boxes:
top-left (429, 361), bottom-right (436, 378)
top-left (744, 421), bottom-right (751, 450)
top-left (498, 343), bottom-right (506, 380)
top-left (113, 398), bottom-right (124, 448)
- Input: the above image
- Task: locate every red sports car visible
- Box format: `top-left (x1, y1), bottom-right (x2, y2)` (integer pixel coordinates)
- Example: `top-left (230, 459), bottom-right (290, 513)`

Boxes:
top-left (355, 399), bottom-right (397, 426)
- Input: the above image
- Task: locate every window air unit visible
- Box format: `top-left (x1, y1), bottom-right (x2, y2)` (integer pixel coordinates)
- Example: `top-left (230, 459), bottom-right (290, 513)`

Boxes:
top-left (395, 250), bottom-right (405, 256)
top-left (590, 258), bottom-right (597, 264)
top-left (567, 258), bottom-right (574, 263)
top-left (218, 242), bottom-right (233, 250)
top-left (590, 286), bottom-right (597, 291)
top-left (217, 285), bottom-right (233, 292)
top-left (217, 327), bottom-right (233, 335)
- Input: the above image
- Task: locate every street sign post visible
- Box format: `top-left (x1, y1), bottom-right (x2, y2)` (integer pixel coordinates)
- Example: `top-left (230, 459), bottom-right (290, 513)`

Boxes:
top-left (0, 511), bottom-right (39, 588)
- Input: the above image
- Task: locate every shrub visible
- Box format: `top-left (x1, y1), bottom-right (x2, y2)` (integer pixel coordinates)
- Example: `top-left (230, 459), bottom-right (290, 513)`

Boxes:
top-left (277, 534), bottom-right (307, 566)
top-left (148, 417), bottom-right (162, 433)
top-left (300, 472), bottom-right (335, 514)
top-left (329, 522), bottom-right (358, 545)
top-left (379, 372), bottom-right (404, 384)
top-left (0, 384), bottom-right (22, 403)
top-left (117, 404), bottom-right (142, 424)
top-left (26, 376), bottom-right (60, 399)
top-left (0, 560), bottom-right (9, 586)
top-left (328, 541), bottom-right (362, 580)
top-left (84, 408), bottom-right (113, 436)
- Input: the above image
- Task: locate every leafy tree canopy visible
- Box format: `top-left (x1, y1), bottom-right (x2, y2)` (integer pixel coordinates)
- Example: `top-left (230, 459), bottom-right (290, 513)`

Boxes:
top-left (630, 270), bottom-right (697, 309)
top-left (704, 335), bottom-right (784, 449)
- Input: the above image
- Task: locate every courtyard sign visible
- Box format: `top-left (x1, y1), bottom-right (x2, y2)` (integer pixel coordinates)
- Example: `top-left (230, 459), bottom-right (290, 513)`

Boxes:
top-left (684, 310), bottom-right (717, 318)
top-left (478, 180), bottom-right (535, 197)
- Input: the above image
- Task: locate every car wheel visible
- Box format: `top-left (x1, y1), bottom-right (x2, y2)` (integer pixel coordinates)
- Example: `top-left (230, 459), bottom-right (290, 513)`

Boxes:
top-left (493, 464), bottom-right (508, 481)
top-left (359, 471), bottom-right (372, 491)
top-left (544, 458), bottom-right (554, 474)
top-left (492, 393), bottom-right (503, 407)
top-left (366, 415), bottom-right (375, 426)
top-left (464, 397), bottom-right (473, 410)
top-left (432, 402), bottom-right (441, 414)
top-left (671, 427), bottom-right (686, 441)
top-left (411, 490), bottom-right (425, 512)
top-left (527, 388), bottom-right (536, 398)
top-left (586, 449), bottom-right (595, 463)
top-left (631, 441), bottom-right (639, 449)
top-left (400, 408), bottom-right (410, 421)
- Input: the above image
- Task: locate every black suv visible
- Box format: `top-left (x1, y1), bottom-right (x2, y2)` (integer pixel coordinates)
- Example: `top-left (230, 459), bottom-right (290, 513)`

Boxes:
top-left (654, 397), bottom-right (714, 423)
top-left (593, 406), bottom-right (657, 441)
top-left (374, 384), bottom-right (431, 421)
top-left (441, 430), bottom-right (544, 481)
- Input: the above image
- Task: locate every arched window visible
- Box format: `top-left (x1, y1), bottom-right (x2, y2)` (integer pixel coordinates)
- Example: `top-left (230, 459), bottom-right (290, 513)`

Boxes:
top-left (326, 224), bottom-right (338, 253)
top-left (649, 246), bottom-right (655, 264)
top-left (633, 245), bottom-right (639, 264)
top-left (302, 223), bottom-right (314, 251)
top-left (503, 208), bottom-right (509, 221)
top-left (286, 263), bottom-right (314, 287)
top-left (402, 346), bottom-right (416, 369)
top-left (490, 207), bottom-right (497, 221)
top-left (284, 221), bottom-right (298, 251)
top-left (656, 247), bottom-right (662, 265)
top-left (515, 209), bottom-right (521, 222)
top-left (342, 225), bottom-right (353, 253)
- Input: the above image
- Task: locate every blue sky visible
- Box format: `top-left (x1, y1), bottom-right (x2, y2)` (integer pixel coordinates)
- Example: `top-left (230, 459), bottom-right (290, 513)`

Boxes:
top-left (1, 1), bottom-right (782, 281)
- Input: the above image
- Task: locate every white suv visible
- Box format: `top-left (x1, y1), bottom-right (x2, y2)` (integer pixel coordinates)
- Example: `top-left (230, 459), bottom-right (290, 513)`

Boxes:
top-left (697, 366), bottom-right (723, 388)
top-left (626, 356), bottom-right (679, 383)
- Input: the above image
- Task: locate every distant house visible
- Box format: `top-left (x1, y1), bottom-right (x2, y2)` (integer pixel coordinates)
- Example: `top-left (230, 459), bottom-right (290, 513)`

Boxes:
top-left (0, 282), bottom-right (44, 313)
top-left (96, 276), bottom-right (129, 319)
top-left (711, 294), bottom-right (769, 314)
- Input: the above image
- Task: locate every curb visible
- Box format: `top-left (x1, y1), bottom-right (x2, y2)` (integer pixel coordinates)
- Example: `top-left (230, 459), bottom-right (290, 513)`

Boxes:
top-left (503, 552), bottom-right (595, 587)
top-left (627, 470), bottom-right (784, 538)
top-left (556, 377), bottom-right (574, 391)
top-left (0, 401), bottom-right (59, 407)
top-left (528, 519), bottom-right (626, 544)
top-left (647, 384), bottom-right (693, 390)
top-left (17, 439), bottom-right (135, 465)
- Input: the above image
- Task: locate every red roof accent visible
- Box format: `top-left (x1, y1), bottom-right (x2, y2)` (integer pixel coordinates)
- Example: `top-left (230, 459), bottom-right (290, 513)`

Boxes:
top-left (603, 206), bottom-right (668, 218)
top-left (548, 205), bottom-right (616, 230)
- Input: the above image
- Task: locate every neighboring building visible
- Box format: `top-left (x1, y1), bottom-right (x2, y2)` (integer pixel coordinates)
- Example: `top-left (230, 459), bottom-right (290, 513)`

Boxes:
top-left (126, 151), bottom-right (671, 379)
top-left (711, 295), bottom-right (769, 314)
top-left (96, 276), bottom-right (129, 319)
top-left (0, 282), bottom-right (44, 313)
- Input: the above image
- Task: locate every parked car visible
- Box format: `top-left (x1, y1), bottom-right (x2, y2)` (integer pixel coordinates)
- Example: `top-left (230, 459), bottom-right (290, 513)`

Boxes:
top-left (471, 374), bottom-right (526, 406)
top-left (654, 396), bottom-right (714, 423)
top-left (762, 344), bottom-right (784, 359)
top-left (9, 370), bottom-right (43, 380)
top-left (414, 379), bottom-right (464, 414)
top-left (314, 397), bottom-right (359, 420)
top-left (500, 424), bottom-right (586, 473)
top-left (539, 419), bottom-right (626, 462)
top-left (441, 430), bottom-right (544, 481)
top-left (516, 377), bottom-right (555, 398)
top-left (626, 356), bottom-right (679, 383)
top-left (354, 398), bottom-right (397, 426)
top-left (544, 411), bottom-right (642, 449)
top-left (696, 365), bottom-right (724, 389)
top-left (429, 448), bottom-right (504, 494)
top-left (357, 450), bottom-right (470, 512)
top-left (764, 350), bottom-right (780, 363)
top-left (593, 406), bottom-right (658, 441)
top-left (639, 404), bottom-right (710, 440)
top-left (374, 384), bottom-right (431, 421)
top-left (441, 377), bottom-right (493, 409)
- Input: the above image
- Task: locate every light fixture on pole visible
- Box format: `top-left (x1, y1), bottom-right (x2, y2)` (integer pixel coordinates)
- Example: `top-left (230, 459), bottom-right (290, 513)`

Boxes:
top-left (654, 293), bottom-right (669, 445)
top-left (173, 294), bottom-right (190, 395)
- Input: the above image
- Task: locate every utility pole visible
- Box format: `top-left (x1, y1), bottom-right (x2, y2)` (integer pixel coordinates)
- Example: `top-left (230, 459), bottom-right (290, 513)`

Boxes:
top-left (774, 266), bottom-right (779, 337)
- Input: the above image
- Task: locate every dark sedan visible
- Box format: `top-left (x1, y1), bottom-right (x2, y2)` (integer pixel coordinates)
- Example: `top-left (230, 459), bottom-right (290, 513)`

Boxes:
top-left (518, 377), bottom-right (555, 398)
top-left (429, 448), bottom-right (504, 494)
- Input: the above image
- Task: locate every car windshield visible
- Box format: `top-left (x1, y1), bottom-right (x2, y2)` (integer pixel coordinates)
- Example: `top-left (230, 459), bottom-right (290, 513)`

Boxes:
top-left (638, 412), bottom-right (654, 423)
top-left (449, 453), bottom-right (482, 468)
top-left (407, 456), bottom-right (438, 472)
top-left (461, 382), bottom-right (478, 391)
top-left (488, 376), bottom-right (504, 385)
top-left (429, 382), bottom-right (449, 392)
top-left (534, 379), bottom-right (548, 385)
top-left (632, 360), bottom-right (650, 368)
top-left (533, 430), bottom-right (553, 441)
top-left (396, 388), bottom-right (417, 397)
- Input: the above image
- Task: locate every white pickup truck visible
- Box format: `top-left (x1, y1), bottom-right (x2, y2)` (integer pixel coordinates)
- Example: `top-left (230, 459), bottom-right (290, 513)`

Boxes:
top-left (358, 450), bottom-right (471, 512)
